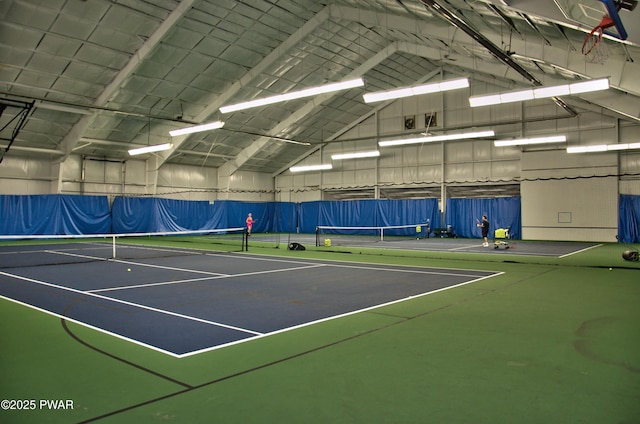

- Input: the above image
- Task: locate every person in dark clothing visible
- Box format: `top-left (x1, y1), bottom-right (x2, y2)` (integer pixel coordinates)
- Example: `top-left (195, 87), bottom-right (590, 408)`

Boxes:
top-left (477, 215), bottom-right (490, 247)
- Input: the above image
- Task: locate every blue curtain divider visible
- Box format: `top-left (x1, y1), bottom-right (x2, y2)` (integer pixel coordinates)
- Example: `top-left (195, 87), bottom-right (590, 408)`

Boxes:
top-left (0, 194), bottom-right (111, 235)
top-left (618, 194), bottom-right (640, 243)
top-left (298, 199), bottom-right (439, 234)
top-left (111, 197), bottom-right (228, 233)
top-left (213, 200), bottom-right (295, 233)
top-left (13, 194), bottom-right (640, 242)
top-left (111, 197), bottom-right (298, 234)
top-left (446, 197), bottom-right (522, 239)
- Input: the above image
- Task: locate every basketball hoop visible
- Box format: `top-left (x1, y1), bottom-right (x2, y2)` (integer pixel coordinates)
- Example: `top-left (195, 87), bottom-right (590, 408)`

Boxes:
top-left (582, 15), bottom-right (616, 65)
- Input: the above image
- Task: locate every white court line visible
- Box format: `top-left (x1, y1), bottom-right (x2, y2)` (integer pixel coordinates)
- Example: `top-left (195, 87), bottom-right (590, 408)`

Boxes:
top-left (217, 251), bottom-right (500, 275)
top-left (0, 293), bottom-right (183, 358)
top-left (0, 270), bottom-right (263, 337)
top-left (1, 250), bottom-right (501, 358)
top-left (448, 244), bottom-right (484, 251)
top-left (559, 243), bottom-right (602, 258)
top-left (88, 275), bottom-right (227, 293)
top-left (322, 262), bottom-right (487, 278)
top-left (90, 263), bottom-right (327, 293)
top-left (48, 250), bottom-right (230, 276)
top-left (179, 271), bottom-right (504, 358)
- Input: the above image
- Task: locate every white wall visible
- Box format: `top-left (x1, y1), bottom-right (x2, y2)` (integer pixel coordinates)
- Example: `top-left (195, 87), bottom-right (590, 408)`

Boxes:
top-left (0, 156), bottom-right (54, 194)
top-left (212, 169), bottom-right (276, 202)
top-left (156, 163), bottom-right (217, 201)
top-left (521, 150), bottom-right (619, 242)
top-left (0, 154), bottom-right (276, 203)
top-left (59, 156), bottom-right (142, 196)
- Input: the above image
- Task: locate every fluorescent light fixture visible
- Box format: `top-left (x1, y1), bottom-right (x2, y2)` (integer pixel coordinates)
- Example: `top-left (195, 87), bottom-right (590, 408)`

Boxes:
top-left (567, 142), bottom-right (640, 153)
top-left (220, 79), bottom-right (365, 113)
top-left (379, 130), bottom-right (495, 147)
top-left (468, 94), bottom-right (501, 107)
top-left (169, 121), bottom-right (225, 137)
top-left (569, 79), bottom-right (610, 94)
top-left (363, 78), bottom-right (469, 103)
top-left (128, 143), bottom-right (173, 156)
top-left (289, 164), bottom-right (333, 173)
top-left (331, 150), bottom-right (380, 160)
top-left (469, 78), bottom-right (610, 107)
top-left (494, 135), bottom-right (567, 147)
top-left (500, 90), bottom-right (534, 103)
top-left (534, 85), bottom-right (570, 98)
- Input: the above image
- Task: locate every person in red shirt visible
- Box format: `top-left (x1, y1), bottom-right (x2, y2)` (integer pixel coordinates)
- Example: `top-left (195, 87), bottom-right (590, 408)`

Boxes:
top-left (246, 213), bottom-right (256, 236)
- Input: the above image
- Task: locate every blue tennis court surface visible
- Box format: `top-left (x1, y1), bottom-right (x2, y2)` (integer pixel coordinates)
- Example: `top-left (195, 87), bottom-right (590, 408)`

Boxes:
top-left (0, 244), bottom-right (498, 357)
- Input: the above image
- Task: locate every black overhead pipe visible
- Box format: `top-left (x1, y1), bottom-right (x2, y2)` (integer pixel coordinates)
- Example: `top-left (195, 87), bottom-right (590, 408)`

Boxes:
top-left (420, 0), bottom-right (578, 116)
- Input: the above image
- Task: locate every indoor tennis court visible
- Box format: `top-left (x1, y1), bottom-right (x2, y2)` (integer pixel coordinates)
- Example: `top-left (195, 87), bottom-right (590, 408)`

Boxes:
top-left (0, 241), bottom-right (498, 356)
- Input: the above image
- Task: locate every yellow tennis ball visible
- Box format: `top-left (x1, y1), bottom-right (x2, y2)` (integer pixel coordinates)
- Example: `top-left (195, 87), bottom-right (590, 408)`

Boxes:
top-left (127, 268), bottom-right (131, 272)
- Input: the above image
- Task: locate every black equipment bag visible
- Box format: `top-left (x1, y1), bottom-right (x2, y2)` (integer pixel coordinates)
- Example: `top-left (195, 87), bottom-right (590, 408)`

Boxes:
top-left (622, 249), bottom-right (639, 262)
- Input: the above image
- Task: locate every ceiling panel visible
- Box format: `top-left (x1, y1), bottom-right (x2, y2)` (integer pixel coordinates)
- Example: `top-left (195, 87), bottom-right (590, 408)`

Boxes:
top-left (0, 0), bottom-right (638, 191)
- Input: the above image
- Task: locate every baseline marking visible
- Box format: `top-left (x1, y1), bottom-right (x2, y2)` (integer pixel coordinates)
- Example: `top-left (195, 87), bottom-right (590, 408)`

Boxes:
top-left (559, 243), bottom-right (602, 258)
top-left (449, 244), bottom-right (484, 251)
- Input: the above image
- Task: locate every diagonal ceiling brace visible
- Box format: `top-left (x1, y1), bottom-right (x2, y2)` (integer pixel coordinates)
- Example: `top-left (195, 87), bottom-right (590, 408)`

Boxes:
top-left (0, 100), bottom-right (34, 164)
top-left (420, 0), bottom-right (578, 117)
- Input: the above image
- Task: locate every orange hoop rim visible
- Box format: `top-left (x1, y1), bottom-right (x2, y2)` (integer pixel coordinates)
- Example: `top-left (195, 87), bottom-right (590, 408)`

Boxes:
top-left (582, 15), bottom-right (615, 55)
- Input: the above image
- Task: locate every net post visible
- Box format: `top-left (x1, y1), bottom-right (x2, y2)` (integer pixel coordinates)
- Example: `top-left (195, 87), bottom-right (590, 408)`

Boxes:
top-left (244, 227), bottom-right (248, 251)
top-left (380, 227), bottom-right (384, 241)
top-left (112, 235), bottom-right (116, 259)
top-left (315, 227), bottom-right (319, 247)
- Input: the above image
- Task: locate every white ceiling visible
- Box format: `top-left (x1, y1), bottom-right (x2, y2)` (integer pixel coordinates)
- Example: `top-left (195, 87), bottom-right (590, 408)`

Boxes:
top-left (1, 0), bottom-right (639, 178)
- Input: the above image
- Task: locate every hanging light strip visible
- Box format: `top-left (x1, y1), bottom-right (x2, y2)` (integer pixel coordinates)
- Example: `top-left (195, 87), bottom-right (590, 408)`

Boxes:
top-left (220, 79), bottom-right (365, 114)
top-left (379, 130), bottom-right (495, 147)
top-left (469, 78), bottom-right (610, 107)
top-left (567, 142), bottom-right (640, 153)
top-left (494, 135), bottom-right (566, 147)
top-left (128, 143), bottom-right (173, 156)
top-left (169, 121), bottom-right (225, 137)
top-left (289, 164), bottom-right (333, 173)
top-left (331, 151), bottom-right (380, 160)
top-left (363, 78), bottom-right (469, 103)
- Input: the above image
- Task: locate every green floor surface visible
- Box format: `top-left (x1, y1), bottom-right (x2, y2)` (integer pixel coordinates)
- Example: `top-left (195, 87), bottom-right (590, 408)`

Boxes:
top-left (1, 243), bottom-right (638, 423)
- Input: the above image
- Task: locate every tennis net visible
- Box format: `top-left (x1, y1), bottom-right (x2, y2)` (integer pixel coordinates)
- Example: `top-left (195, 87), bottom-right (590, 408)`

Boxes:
top-left (0, 227), bottom-right (247, 269)
top-left (316, 223), bottom-right (429, 247)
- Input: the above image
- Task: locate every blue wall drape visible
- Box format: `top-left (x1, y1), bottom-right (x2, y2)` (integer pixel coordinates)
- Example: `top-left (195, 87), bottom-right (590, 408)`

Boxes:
top-left (298, 199), bottom-right (439, 234)
top-left (111, 197), bottom-right (297, 234)
top-left (111, 197), bottom-right (227, 233)
top-left (4, 194), bottom-right (637, 241)
top-left (618, 194), bottom-right (640, 243)
top-left (447, 197), bottom-right (522, 239)
top-left (222, 200), bottom-right (279, 234)
top-left (0, 194), bottom-right (111, 235)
